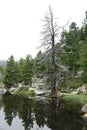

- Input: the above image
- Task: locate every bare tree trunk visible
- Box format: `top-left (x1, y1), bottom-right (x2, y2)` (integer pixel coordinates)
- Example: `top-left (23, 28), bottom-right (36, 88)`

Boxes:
top-left (41, 6), bottom-right (58, 98)
top-left (51, 35), bottom-right (57, 98)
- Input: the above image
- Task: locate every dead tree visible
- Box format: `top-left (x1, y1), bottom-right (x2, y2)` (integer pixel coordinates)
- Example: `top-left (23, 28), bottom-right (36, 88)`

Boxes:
top-left (41, 6), bottom-right (60, 98)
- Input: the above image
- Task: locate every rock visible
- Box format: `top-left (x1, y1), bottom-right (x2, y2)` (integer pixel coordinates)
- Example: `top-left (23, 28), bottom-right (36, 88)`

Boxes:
top-left (82, 114), bottom-right (87, 122)
top-left (3, 89), bottom-right (7, 94)
top-left (18, 83), bottom-right (24, 88)
top-left (32, 75), bottom-right (47, 90)
top-left (35, 90), bottom-right (47, 96)
top-left (71, 91), bottom-right (78, 95)
top-left (29, 87), bottom-right (36, 91)
top-left (71, 84), bottom-right (86, 95)
top-left (79, 40), bottom-right (84, 44)
top-left (76, 70), bottom-right (83, 78)
top-left (82, 113), bottom-right (87, 118)
top-left (9, 87), bottom-right (16, 94)
top-left (78, 84), bottom-right (86, 93)
top-left (81, 104), bottom-right (87, 114)
top-left (57, 91), bottom-right (63, 96)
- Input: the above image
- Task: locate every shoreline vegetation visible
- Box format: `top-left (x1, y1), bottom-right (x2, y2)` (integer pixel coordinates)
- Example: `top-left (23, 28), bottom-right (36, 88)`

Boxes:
top-left (0, 82), bottom-right (87, 109)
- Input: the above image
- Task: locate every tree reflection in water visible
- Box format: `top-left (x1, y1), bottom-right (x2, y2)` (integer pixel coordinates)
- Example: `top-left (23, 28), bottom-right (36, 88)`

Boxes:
top-left (2, 92), bottom-right (86, 130)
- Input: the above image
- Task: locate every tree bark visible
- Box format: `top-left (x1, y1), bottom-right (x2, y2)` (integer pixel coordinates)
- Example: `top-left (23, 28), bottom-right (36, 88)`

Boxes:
top-left (41, 6), bottom-right (58, 98)
top-left (51, 35), bottom-right (57, 98)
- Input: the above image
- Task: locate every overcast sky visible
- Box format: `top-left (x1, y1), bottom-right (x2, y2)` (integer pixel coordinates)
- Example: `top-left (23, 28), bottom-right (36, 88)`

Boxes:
top-left (0, 0), bottom-right (87, 60)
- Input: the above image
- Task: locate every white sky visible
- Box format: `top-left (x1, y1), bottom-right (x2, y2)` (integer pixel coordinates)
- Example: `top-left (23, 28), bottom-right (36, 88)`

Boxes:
top-left (0, 0), bottom-right (87, 60)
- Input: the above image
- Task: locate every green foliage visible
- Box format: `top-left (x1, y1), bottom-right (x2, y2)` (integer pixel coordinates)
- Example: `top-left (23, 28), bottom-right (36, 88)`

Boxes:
top-left (18, 58), bottom-right (25, 83)
top-left (60, 94), bottom-right (87, 106)
top-left (3, 55), bottom-right (18, 88)
top-left (21, 90), bottom-right (35, 97)
top-left (35, 51), bottom-right (45, 75)
top-left (58, 13), bottom-right (87, 88)
top-left (64, 78), bottom-right (82, 89)
top-left (15, 87), bottom-right (35, 97)
top-left (76, 40), bottom-right (87, 83)
top-left (34, 12), bottom-right (87, 90)
top-left (3, 10), bottom-right (87, 91)
top-left (16, 86), bottom-right (28, 92)
top-left (22, 55), bottom-right (34, 85)
top-left (17, 55), bottom-right (34, 85)
top-left (0, 65), bottom-right (5, 82)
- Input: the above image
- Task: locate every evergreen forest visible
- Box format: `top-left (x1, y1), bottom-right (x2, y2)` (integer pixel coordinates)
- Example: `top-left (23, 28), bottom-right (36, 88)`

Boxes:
top-left (0, 11), bottom-right (87, 93)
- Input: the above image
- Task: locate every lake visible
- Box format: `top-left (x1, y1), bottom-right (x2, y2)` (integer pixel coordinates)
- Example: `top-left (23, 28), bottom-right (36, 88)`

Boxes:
top-left (0, 92), bottom-right (86, 130)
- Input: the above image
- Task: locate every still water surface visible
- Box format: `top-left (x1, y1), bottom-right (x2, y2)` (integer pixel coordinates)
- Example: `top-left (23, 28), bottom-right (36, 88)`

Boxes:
top-left (0, 92), bottom-right (86, 130)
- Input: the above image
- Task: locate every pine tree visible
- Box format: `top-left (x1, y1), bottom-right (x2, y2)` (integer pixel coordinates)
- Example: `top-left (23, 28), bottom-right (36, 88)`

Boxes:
top-left (22, 55), bottom-right (33, 86)
top-left (4, 55), bottom-right (18, 88)
top-left (18, 58), bottom-right (24, 83)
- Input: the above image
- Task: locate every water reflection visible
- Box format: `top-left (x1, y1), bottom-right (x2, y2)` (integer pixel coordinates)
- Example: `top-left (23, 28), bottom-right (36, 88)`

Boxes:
top-left (0, 92), bottom-right (86, 130)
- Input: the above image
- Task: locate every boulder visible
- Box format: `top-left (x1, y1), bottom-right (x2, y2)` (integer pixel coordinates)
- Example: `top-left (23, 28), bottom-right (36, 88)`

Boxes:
top-left (9, 87), bottom-right (16, 94)
top-left (82, 113), bottom-right (87, 124)
top-left (71, 84), bottom-right (86, 95)
top-left (71, 91), bottom-right (78, 95)
top-left (3, 89), bottom-right (7, 94)
top-left (32, 75), bottom-right (47, 90)
top-left (81, 104), bottom-right (87, 114)
top-left (35, 90), bottom-right (47, 96)
top-left (82, 113), bottom-right (87, 118)
top-left (78, 84), bottom-right (86, 93)
top-left (76, 70), bottom-right (83, 78)
top-left (82, 113), bottom-right (87, 122)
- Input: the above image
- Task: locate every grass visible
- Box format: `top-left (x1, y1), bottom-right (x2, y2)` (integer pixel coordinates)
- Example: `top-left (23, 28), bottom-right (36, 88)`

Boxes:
top-left (23, 90), bottom-right (35, 97)
top-left (15, 87), bottom-right (35, 97)
top-left (59, 93), bottom-right (87, 107)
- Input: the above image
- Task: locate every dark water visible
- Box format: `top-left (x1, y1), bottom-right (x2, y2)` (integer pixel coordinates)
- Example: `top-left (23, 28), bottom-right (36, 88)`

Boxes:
top-left (0, 92), bottom-right (86, 130)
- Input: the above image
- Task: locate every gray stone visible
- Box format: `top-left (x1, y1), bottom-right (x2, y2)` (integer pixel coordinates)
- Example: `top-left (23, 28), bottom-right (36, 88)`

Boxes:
top-left (81, 104), bottom-right (87, 114)
top-left (82, 113), bottom-right (87, 123)
top-left (76, 71), bottom-right (83, 78)
top-left (78, 85), bottom-right (86, 93)
top-left (9, 87), bottom-right (16, 91)
top-left (71, 91), bottom-right (78, 95)
top-left (32, 75), bottom-right (47, 90)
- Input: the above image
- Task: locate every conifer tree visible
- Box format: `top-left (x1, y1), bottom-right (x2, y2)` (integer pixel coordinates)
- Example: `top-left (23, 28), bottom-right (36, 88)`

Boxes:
top-left (22, 55), bottom-right (33, 86)
top-left (4, 55), bottom-right (18, 88)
